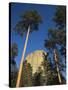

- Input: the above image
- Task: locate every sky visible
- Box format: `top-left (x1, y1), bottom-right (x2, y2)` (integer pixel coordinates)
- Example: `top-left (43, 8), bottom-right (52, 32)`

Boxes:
top-left (10, 3), bottom-right (57, 68)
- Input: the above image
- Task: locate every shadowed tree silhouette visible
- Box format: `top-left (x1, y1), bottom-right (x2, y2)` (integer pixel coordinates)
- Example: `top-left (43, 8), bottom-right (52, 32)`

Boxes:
top-left (44, 6), bottom-right (66, 84)
top-left (14, 10), bottom-right (42, 87)
top-left (10, 43), bottom-right (18, 87)
top-left (44, 36), bottom-right (62, 84)
top-left (53, 6), bottom-right (66, 60)
top-left (20, 61), bottom-right (33, 87)
top-left (11, 43), bottom-right (18, 60)
top-left (53, 6), bottom-right (66, 29)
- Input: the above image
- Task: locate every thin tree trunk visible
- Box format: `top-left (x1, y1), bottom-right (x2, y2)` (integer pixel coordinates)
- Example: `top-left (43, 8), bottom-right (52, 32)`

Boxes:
top-left (54, 49), bottom-right (62, 84)
top-left (16, 26), bottom-right (30, 87)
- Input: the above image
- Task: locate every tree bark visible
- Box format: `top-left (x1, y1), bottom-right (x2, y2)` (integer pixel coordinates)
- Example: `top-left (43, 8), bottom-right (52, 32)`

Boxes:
top-left (16, 26), bottom-right (30, 87)
top-left (54, 49), bottom-right (62, 84)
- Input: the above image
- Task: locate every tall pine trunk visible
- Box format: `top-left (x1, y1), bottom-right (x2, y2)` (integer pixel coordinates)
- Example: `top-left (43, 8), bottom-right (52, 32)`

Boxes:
top-left (54, 49), bottom-right (62, 84)
top-left (16, 26), bottom-right (30, 87)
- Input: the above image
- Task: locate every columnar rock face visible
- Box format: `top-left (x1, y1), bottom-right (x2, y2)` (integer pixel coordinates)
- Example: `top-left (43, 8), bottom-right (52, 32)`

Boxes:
top-left (26, 50), bottom-right (47, 74)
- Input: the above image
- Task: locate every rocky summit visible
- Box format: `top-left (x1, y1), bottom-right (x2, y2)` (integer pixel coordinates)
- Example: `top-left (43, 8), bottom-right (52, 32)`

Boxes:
top-left (26, 50), bottom-right (47, 74)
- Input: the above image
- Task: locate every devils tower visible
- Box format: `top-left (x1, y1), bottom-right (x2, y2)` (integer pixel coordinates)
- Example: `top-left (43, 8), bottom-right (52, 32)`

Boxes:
top-left (26, 50), bottom-right (47, 74)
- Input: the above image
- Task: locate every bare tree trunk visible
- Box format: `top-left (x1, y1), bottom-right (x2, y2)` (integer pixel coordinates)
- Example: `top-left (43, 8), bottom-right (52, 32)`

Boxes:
top-left (54, 49), bottom-right (62, 84)
top-left (16, 26), bottom-right (30, 87)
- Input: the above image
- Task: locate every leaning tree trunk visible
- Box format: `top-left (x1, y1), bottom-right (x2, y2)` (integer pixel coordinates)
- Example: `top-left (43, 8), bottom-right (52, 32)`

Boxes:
top-left (16, 26), bottom-right (30, 87)
top-left (54, 49), bottom-right (62, 84)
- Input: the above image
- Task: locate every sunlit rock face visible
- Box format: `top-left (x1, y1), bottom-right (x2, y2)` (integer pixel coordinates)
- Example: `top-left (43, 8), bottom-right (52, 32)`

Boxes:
top-left (26, 50), bottom-right (47, 74)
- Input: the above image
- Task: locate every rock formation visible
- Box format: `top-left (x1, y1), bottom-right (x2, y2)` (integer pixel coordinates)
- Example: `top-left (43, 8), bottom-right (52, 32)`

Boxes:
top-left (26, 50), bottom-right (47, 74)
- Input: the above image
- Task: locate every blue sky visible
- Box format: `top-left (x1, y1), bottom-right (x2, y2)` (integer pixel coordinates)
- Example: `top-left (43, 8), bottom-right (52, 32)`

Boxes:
top-left (11, 3), bottom-right (57, 68)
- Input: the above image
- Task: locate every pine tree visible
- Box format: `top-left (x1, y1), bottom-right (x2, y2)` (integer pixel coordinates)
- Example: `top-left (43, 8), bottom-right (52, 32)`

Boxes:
top-left (20, 61), bottom-right (33, 87)
top-left (44, 6), bottom-right (66, 84)
top-left (14, 10), bottom-right (42, 87)
top-left (10, 43), bottom-right (18, 87)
